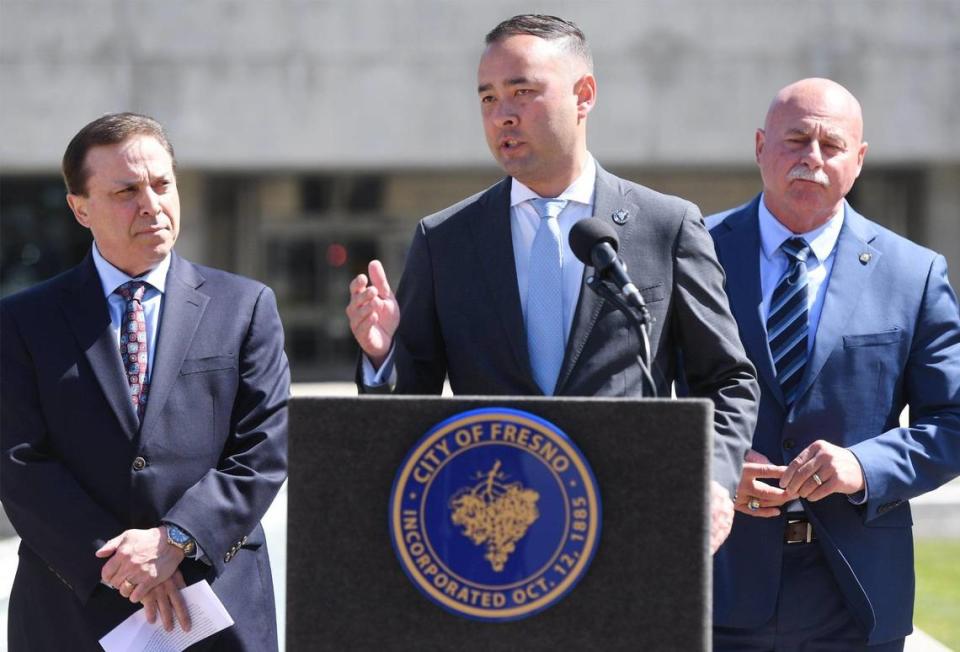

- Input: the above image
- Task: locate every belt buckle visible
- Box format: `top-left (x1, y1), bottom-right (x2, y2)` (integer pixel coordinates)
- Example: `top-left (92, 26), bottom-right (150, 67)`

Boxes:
top-left (786, 518), bottom-right (814, 544)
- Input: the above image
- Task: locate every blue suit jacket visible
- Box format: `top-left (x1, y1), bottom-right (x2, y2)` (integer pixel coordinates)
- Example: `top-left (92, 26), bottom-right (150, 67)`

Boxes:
top-left (710, 196), bottom-right (960, 644)
top-left (1, 252), bottom-right (289, 650)
top-left (362, 165), bottom-right (760, 495)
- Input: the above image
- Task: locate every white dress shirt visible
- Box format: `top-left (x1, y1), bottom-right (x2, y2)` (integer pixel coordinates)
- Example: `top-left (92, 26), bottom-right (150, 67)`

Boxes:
top-left (363, 154), bottom-right (599, 385)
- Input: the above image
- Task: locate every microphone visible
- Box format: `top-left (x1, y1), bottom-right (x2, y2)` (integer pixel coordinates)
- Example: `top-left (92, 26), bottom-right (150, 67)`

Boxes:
top-left (569, 218), bottom-right (647, 313)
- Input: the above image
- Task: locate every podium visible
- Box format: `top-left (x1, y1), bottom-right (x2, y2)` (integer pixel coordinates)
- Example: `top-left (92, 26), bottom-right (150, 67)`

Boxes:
top-left (287, 396), bottom-right (713, 651)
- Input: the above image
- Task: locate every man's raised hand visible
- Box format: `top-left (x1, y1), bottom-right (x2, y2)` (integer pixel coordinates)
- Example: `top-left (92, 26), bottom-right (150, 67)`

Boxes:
top-left (346, 260), bottom-right (400, 368)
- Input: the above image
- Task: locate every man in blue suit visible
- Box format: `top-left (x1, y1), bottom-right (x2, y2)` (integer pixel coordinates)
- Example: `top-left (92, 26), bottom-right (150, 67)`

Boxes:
top-left (1, 114), bottom-right (289, 650)
top-left (709, 78), bottom-right (960, 650)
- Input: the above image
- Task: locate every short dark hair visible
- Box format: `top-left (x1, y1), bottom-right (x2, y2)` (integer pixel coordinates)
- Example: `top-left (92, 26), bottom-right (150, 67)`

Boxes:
top-left (485, 14), bottom-right (593, 71)
top-left (62, 112), bottom-right (175, 196)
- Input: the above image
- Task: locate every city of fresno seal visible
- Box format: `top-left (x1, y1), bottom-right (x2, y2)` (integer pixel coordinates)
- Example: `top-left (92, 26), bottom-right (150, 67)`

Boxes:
top-left (389, 408), bottom-right (602, 621)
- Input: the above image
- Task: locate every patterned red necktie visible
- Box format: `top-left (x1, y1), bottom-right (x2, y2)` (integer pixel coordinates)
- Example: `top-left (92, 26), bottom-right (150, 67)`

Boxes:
top-left (116, 281), bottom-right (150, 420)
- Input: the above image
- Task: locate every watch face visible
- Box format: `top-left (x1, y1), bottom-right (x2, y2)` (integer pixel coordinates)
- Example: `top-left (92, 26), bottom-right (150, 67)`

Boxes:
top-left (168, 526), bottom-right (190, 545)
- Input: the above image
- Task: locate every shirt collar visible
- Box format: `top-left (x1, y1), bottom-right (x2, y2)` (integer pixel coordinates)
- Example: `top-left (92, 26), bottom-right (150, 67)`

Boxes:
top-left (509, 152), bottom-right (597, 209)
top-left (758, 193), bottom-right (844, 264)
top-left (91, 244), bottom-right (171, 298)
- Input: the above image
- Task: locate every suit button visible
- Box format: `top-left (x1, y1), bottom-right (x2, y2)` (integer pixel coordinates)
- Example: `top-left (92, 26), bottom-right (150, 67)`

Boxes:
top-left (132, 456), bottom-right (147, 471)
top-left (783, 439), bottom-right (795, 450)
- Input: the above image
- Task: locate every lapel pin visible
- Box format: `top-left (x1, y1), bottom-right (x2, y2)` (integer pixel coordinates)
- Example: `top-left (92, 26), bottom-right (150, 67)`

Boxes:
top-left (612, 209), bottom-right (629, 225)
top-left (859, 253), bottom-right (871, 265)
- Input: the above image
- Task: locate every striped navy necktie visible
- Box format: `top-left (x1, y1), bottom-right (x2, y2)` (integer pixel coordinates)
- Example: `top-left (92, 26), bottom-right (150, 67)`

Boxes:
top-left (767, 237), bottom-right (812, 405)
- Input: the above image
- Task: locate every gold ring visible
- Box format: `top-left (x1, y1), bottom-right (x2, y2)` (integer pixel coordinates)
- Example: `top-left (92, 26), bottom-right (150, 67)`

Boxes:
top-left (121, 579), bottom-right (136, 589)
top-left (748, 498), bottom-right (761, 511)
top-left (812, 473), bottom-right (823, 486)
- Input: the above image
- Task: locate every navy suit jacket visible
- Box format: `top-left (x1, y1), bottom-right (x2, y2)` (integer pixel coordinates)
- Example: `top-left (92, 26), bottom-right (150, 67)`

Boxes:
top-left (363, 165), bottom-right (759, 494)
top-left (710, 196), bottom-right (960, 644)
top-left (1, 252), bottom-right (289, 650)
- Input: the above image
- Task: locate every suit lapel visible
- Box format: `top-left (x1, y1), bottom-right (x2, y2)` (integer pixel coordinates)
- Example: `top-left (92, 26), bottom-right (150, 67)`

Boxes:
top-left (793, 205), bottom-right (880, 403)
top-left (466, 179), bottom-right (535, 386)
top-left (60, 255), bottom-right (140, 440)
top-left (139, 254), bottom-right (209, 439)
top-left (555, 166), bottom-right (623, 394)
top-left (713, 197), bottom-right (786, 407)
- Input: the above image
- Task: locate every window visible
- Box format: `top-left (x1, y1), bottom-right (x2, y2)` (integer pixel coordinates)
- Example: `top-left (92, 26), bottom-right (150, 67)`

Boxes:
top-left (0, 175), bottom-right (88, 297)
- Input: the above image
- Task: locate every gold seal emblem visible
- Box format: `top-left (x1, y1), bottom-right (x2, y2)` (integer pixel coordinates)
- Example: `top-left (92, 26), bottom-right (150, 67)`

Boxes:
top-left (390, 408), bottom-right (602, 621)
top-left (450, 460), bottom-right (541, 572)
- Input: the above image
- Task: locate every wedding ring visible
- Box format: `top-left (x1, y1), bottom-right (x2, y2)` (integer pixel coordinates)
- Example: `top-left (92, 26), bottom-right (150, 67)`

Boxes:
top-left (748, 498), bottom-right (761, 511)
top-left (812, 473), bottom-right (823, 486)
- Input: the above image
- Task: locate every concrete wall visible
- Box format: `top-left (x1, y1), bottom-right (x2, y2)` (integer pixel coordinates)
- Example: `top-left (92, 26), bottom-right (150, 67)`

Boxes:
top-left (2, 1), bottom-right (958, 169)
top-left (2, 1), bottom-right (959, 362)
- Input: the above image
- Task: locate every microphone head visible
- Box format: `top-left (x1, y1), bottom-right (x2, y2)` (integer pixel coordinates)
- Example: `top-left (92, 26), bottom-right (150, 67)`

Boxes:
top-left (569, 217), bottom-right (620, 265)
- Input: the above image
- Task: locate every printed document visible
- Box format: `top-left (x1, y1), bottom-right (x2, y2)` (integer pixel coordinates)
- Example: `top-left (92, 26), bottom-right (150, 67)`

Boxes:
top-left (99, 580), bottom-right (233, 652)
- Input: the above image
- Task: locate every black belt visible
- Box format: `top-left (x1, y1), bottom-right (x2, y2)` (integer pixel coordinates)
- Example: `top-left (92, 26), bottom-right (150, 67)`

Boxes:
top-left (784, 516), bottom-right (816, 544)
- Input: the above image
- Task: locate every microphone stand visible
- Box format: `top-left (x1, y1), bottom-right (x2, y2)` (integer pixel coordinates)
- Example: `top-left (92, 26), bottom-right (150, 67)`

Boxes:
top-left (586, 274), bottom-right (658, 398)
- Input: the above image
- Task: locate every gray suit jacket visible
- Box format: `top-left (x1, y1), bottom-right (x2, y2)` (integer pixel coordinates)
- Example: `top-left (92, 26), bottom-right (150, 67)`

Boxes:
top-left (363, 164), bottom-right (758, 493)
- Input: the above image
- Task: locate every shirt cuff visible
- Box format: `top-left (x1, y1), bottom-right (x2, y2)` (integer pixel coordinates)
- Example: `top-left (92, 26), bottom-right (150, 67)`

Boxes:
top-left (361, 347), bottom-right (397, 387)
top-left (846, 449), bottom-right (869, 505)
top-left (847, 488), bottom-right (868, 505)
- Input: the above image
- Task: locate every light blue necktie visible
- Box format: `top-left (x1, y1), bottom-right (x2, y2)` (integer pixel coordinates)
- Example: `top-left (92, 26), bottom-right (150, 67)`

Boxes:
top-left (767, 237), bottom-right (812, 405)
top-left (526, 198), bottom-right (568, 395)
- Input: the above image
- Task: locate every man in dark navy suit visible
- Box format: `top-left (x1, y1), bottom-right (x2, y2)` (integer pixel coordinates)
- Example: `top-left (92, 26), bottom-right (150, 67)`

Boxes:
top-left (1, 113), bottom-right (289, 650)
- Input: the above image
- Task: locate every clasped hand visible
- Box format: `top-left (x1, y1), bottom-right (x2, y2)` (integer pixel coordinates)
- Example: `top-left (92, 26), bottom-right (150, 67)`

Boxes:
top-left (735, 443), bottom-right (865, 517)
top-left (96, 526), bottom-right (191, 631)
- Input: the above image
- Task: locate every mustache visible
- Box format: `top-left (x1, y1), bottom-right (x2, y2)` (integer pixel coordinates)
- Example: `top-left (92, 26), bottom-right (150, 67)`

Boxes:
top-left (788, 166), bottom-right (830, 187)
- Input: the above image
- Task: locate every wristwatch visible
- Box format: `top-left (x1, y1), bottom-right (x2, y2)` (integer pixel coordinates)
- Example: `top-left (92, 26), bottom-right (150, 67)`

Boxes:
top-left (165, 524), bottom-right (197, 557)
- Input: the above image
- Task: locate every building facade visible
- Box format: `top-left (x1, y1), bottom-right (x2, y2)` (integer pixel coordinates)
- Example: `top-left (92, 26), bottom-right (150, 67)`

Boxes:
top-left (2, 1), bottom-right (958, 380)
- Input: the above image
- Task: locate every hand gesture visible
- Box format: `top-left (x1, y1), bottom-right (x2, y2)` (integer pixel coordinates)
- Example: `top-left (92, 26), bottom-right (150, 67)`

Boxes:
top-left (779, 440), bottom-right (865, 501)
top-left (734, 449), bottom-right (795, 518)
top-left (346, 260), bottom-right (400, 368)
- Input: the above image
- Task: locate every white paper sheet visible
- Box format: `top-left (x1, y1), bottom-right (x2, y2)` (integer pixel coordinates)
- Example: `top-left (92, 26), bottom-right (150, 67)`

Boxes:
top-left (99, 580), bottom-right (233, 652)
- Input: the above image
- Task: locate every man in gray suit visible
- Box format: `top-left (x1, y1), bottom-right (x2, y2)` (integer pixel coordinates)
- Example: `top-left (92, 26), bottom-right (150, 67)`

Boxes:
top-left (346, 14), bottom-right (758, 552)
